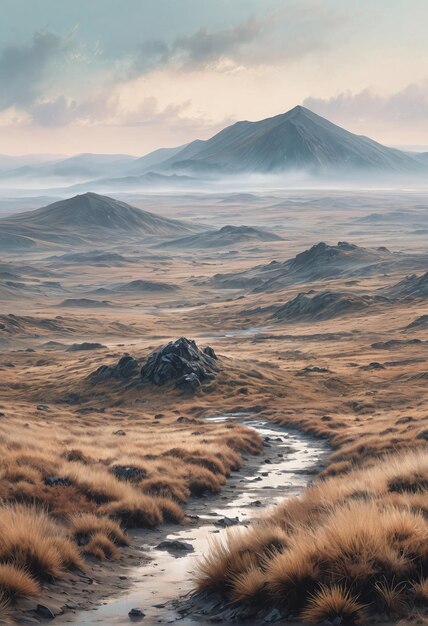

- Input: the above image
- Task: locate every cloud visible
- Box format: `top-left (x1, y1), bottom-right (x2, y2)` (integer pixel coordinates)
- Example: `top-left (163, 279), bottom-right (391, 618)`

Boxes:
top-left (130, 3), bottom-right (347, 76)
top-left (30, 94), bottom-right (116, 127)
top-left (0, 31), bottom-right (69, 110)
top-left (304, 83), bottom-right (428, 128)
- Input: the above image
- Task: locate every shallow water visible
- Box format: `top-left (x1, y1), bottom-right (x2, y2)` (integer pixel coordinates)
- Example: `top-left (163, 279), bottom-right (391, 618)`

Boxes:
top-left (58, 414), bottom-right (328, 625)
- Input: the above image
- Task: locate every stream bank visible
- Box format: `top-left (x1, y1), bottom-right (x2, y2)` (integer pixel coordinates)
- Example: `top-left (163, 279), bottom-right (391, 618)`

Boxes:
top-left (53, 414), bottom-right (328, 625)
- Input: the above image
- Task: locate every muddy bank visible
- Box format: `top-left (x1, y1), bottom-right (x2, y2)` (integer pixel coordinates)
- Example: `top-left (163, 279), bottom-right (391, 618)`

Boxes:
top-left (48, 414), bottom-right (328, 625)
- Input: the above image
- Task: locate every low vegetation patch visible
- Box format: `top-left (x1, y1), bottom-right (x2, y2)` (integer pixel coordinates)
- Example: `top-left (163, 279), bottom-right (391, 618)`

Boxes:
top-left (0, 405), bottom-right (262, 615)
top-left (196, 448), bottom-right (428, 622)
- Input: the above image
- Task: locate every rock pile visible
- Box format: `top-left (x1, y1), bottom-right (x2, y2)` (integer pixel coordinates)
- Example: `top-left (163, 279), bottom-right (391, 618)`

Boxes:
top-left (141, 337), bottom-right (218, 391)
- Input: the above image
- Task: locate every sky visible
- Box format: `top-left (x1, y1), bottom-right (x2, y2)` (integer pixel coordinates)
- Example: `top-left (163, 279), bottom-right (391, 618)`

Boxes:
top-left (0, 0), bottom-right (427, 156)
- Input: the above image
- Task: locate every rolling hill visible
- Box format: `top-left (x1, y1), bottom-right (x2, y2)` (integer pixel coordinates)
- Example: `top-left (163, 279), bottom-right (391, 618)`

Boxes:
top-left (159, 225), bottom-right (283, 250)
top-left (0, 192), bottom-right (202, 249)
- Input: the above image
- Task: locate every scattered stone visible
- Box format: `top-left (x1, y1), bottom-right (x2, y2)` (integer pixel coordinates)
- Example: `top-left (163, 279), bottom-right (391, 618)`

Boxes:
top-left (298, 365), bottom-right (330, 374)
top-left (36, 404), bottom-right (49, 411)
top-left (156, 540), bottom-right (194, 552)
top-left (44, 476), bottom-right (72, 487)
top-left (113, 429), bottom-right (126, 436)
top-left (128, 608), bottom-right (145, 619)
top-left (66, 342), bottom-right (106, 352)
top-left (112, 465), bottom-right (146, 482)
top-left (36, 605), bottom-right (55, 619)
top-left (362, 361), bottom-right (385, 370)
top-left (215, 516), bottom-right (240, 527)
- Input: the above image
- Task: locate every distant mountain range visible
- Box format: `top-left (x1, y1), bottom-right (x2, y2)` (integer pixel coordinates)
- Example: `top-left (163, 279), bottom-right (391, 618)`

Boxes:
top-left (1, 107), bottom-right (428, 191)
top-left (0, 192), bottom-right (202, 249)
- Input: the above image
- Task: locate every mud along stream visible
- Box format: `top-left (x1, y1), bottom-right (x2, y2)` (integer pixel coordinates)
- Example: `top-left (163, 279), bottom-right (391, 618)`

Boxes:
top-left (55, 414), bottom-right (328, 625)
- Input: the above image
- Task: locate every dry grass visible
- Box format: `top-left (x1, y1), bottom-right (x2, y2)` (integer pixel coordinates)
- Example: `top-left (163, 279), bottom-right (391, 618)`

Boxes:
top-left (0, 565), bottom-right (40, 600)
top-left (0, 398), bottom-right (261, 615)
top-left (301, 585), bottom-right (367, 624)
top-left (196, 450), bottom-right (428, 621)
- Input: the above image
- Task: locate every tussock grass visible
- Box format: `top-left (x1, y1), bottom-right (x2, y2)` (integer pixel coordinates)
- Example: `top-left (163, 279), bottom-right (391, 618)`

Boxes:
top-left (0, 407), bottom-right (261, 614)
top-left (197, 450), bottom-right (428, 621)
top-left (69, 513), bottom-right (129, 546)
top-left (301, 585), bottom-right (367, 624)
top-left (0, 564), bottom-right (40, 600)
top-left (83, 533), bottom-right (118, 560)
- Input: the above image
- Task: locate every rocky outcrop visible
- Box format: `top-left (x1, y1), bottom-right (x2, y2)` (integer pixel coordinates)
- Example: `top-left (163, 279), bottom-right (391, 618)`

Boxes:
top-left (141, 337), bottom-right (218, 391)
top-left (271, 291), bottom-right (381, 322)
top-left (89, 338), bottom-right (219, 393)
top-left (90, 355), bottom-right (140, 383)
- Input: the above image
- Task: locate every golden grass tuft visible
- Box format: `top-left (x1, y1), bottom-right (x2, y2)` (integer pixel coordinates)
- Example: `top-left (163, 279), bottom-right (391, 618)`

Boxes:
top-left (301, 585), bottom-right (367, 624)
top-left (230, 565), bottom-right (266, 604)
top-left (69, 513), bottom-right (129, 546)
top-left (0, 505), bottom-right (68, 580)
top-left (413, 578), bottom-right (428, 605)
top-left (374, 579), bottom-right (410, 618)
top-left (83, 533), bottom-right (118, 560)
top-left (101, 495), bottom-right (163, 528)
top-left (0, 564), bottom-right (40, 600)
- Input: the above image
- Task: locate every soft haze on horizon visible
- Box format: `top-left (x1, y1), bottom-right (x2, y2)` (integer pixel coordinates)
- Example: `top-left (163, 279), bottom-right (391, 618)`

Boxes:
top-left (1, 0), bottom-right (428, 156)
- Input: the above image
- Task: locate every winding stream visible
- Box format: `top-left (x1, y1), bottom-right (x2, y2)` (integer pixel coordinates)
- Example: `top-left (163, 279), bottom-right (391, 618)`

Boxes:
top-left (57, 414), bottom-right (328, 625)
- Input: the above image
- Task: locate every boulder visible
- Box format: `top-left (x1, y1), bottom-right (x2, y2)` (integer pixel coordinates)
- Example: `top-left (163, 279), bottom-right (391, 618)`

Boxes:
top-left (90, 355), bottom-right (139, 383)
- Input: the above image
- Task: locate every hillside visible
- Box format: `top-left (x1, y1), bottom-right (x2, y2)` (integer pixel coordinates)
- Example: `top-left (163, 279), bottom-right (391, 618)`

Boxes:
top-left (159, 225), bottom-right (283, 249)
top-left (0, 192), bottom-right (201, 248)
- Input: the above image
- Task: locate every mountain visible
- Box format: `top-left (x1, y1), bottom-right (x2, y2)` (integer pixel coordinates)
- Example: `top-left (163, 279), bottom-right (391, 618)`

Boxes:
top-left (0, 154), bottom-right (137, 182)
top-left (125, 144), bottom-right (188, 175)
top-left (159, 225), bottom-right (283, 250)
top-left (158, 106), bottom-right (427, 176)
top-left (0, 192), bottom-right (202, 249)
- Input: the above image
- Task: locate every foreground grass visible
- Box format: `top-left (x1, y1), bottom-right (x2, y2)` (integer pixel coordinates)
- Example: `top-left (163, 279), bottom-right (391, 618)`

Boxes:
top-left (0, 406), bottom-right (262, 618)
top-left (197, 445), bottom-right (428, 622)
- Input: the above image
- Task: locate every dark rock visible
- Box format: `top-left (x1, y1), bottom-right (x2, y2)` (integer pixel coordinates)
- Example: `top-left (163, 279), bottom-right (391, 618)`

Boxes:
top-left (36, 605), bottom-right (56, 619)
top-left (176, 372), bottom-right (201, 391)
top-left (113, 429), bottom-right (126, 436)
top-left (128, 607), bottom-right (145, 619)
top-left (140, 337), bottom-right (218, 391)
top-left (362, 361), bottom-right (386, 370)
top-left (215, 516), bottom-right (240, 527)
top-left (156, 540), bottom-right (194, 552)
top-left (36, 404), bottom-right (49, 411)
top-left (66, 342), bottom-right (105, 352)
top-left (44, 476), bottom-right (72, 487)
top-left (90, 355), bottom-right (139, 383)
top-left (298, 365), bottom-right (330, 374)
top-left (416, 429), bottom-right (428, 441)
top-left (203, 345), bottom-right (217, 359)
top-left (112, 465), bottom-right (146, 482)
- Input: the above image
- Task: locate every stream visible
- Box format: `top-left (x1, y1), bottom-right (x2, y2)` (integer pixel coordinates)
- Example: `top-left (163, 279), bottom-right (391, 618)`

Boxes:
top-left (56, 414), bottom-right (328, 625)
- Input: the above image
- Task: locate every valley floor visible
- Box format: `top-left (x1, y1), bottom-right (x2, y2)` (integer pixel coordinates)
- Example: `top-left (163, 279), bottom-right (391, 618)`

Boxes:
top-left (0, 189), bottom-right (426, 624)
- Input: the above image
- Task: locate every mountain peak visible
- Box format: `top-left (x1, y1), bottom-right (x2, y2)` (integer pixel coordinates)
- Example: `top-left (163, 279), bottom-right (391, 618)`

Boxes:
top-left (162, 105), bottom-right (427, 176)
